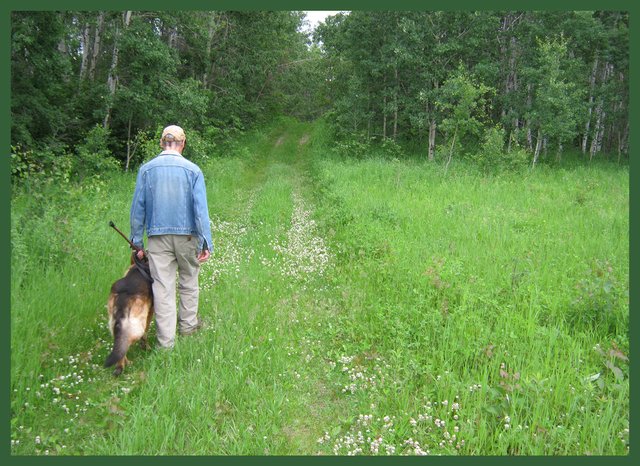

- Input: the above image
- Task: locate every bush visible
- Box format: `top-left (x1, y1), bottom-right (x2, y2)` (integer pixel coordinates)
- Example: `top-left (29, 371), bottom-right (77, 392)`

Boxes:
top-left (471, 126), bottom-right (530, 173)
top-left (135, 126), bottom-right (217, 167)
top-left (183, 129), bottom-right (217, 163)
top-left (567, 259), bottom-right (628, 336)
top-left (74, 125), bottom-right (120, 179)
top-left (380, 137), bottom-right (405, 159)
top-left (11, 144), bottom-right (74, 187)
top-left (332, 137), bottom-right (372, 159)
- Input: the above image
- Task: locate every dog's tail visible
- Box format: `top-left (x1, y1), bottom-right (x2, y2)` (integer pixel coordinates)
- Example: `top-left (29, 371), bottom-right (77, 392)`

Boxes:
top-left (104, 319), bottom-right (130, 368)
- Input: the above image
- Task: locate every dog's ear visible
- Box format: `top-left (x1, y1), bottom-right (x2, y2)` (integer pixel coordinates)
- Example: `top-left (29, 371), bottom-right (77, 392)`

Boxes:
top-left (130, 251), bottom-right (136, 265)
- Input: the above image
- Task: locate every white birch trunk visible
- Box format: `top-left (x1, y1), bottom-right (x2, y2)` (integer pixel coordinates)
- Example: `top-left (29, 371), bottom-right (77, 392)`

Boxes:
top-left (89, 12), bottom-right (104, 81)
top-left (581, 56), bottom-right (599, 154)
top-left (202, 12), bottom-right (217, 88)
top-left (104, 11), bottom-right (132, 129)
top-left (79, 23), bottom-right (90, 81)
top-left (532, 128), bottom-right (542, 168)
top-left (428, 120), bottom-right (436, 162)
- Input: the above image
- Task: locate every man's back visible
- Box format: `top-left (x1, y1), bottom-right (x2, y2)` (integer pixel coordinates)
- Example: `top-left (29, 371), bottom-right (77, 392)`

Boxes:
top-left (131, 150), bottom-right (212, 252)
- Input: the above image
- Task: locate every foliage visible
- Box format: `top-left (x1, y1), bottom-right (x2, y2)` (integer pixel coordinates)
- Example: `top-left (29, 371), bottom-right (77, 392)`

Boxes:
top-left (567, 259), bottom-right (628, 335)
top-left (10, 10), bottom-right (312, 179)
top-left (436, 68), bottom-right (493, 169)
top-left (315, 11), bottom-right (628, 161)
top-left (74, 125), bottom-right (121, 179)
top-left (471, 125), bottom-right (530, 173)
top-left (11, 144), bottom-right (74, 187)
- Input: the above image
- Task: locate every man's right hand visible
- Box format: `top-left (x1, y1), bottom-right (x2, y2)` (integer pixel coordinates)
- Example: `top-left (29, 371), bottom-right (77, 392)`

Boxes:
top-left (197, 249), bottom-right (210, 263)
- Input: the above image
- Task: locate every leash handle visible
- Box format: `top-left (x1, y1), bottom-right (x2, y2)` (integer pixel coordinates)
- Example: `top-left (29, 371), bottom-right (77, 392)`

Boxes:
top-left (109, 221), bottom-right (142, 253)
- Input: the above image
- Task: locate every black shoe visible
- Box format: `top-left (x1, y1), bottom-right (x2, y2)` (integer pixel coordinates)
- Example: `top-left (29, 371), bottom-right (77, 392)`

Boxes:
top-left (179, 317), bottom-right (204, 336)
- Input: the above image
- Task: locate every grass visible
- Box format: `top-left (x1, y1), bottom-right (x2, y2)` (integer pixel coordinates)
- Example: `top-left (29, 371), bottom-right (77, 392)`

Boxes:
top-left (10, 118), bottom-right (629, 455)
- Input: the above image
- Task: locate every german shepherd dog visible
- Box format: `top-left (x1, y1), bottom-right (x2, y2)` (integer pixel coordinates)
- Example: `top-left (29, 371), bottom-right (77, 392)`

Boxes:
top-left (105, 253), bottom-right (154, 376)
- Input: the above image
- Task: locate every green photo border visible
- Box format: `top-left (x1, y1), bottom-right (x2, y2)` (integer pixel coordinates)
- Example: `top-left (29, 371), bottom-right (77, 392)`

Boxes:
top-left (2, 0), bottom-right (635, 465)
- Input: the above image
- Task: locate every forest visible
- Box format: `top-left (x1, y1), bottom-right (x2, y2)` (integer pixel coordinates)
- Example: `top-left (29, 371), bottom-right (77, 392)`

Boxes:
top-left (11, 10), bottom-right (629, 180)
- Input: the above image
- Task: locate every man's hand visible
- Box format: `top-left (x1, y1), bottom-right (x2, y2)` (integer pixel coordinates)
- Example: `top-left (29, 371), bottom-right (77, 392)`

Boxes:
top-left (197, 249), bottom-right (211, 263)
top-left (136, 249), bottom-right (146, 260)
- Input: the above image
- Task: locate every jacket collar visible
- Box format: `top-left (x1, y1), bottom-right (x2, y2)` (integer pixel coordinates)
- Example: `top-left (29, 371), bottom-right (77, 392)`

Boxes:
top-left (159, 150), bottom-right (183, 156)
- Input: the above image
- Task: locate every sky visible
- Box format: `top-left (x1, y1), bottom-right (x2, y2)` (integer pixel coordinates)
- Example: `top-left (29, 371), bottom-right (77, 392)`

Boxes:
top-left (301, 11), bottom-right (343, 33)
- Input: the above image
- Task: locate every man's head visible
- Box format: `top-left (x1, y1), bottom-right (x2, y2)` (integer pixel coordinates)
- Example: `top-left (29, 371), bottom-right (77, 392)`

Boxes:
top-left (160, 125), bottom-right (186, 152)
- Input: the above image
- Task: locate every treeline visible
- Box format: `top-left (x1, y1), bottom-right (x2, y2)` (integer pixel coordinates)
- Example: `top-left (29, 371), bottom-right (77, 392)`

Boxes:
top-left (11, 10), bottom-right (325, 181)
top-left (315, 11), bottom-right (628, 165)
top-left (10, 11), bottom-right (629, 183)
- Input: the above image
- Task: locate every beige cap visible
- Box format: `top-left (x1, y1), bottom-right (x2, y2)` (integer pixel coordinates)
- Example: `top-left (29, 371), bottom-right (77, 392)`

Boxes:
top-left (161, 125), bottom-right (186, 144)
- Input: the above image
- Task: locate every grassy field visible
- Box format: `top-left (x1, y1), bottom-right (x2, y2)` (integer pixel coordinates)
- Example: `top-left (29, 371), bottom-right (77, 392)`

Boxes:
top-left (10, 119), bottom-right (629, 455)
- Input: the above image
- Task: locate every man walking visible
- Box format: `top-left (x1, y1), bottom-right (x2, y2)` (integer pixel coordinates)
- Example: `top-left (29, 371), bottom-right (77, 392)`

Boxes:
top-left (130, 125), bottom-right (213, 349)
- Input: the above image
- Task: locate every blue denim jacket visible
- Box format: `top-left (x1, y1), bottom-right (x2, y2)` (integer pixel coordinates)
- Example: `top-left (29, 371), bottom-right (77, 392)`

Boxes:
top-left (130, 150), bottom-right (213, 252)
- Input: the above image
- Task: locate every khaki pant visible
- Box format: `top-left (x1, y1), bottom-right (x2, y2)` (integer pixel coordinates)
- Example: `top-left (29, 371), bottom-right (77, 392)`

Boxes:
top-left (147, 235), bottom-right (201, 348)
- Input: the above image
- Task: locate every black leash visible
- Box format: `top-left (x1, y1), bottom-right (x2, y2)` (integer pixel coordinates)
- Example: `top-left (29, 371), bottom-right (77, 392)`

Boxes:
top-left (133, 254), bottom-right (154, 284)
top-left (109, 220), bottom-right (154, 284)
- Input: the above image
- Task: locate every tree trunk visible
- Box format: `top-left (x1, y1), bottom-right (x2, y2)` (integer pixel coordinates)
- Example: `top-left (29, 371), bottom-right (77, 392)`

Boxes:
top-left (382, 93), bottom-right (387, 139)
top-left (367, 94), bottom-right (372, 139)
top-left (393, 67), bottom-right (398, 140)
top-left (582, 56), bottom-right (599, 154)
top-left (526, 84), bottom-right (533, 151)
top-left (89, 11), bottom-right (105, 81)
top-left (126, 114), bottom-right (133, 172)
top-left (202, 12), bottom-right (217, 88)
top-left (79, 22), bottom-right (91, 81)
top-left (590, 103), bottom-right (604, 161)
top-left (104, 11), bottom-right (132, 129)
top-left (557, 142), bottom-right (562, 163)
top-left (532, 128), bottom-right (542, 168)
top-left (445, 126), bottom-right (457, 172)
top-left (428, 119), bottom-right (436, 162)
top-left (621, 120), bottom-right (629, 155)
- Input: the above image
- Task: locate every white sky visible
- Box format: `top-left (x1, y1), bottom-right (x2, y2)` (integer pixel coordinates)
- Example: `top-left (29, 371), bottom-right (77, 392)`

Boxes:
top-left (301, 11), bottom-right (343, 33)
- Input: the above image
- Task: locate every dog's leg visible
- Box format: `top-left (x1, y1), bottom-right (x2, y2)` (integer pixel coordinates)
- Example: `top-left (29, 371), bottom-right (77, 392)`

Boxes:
top-left (113, 360), bottom-right (124, 376)
top-left (113, 356), bottom-right (130, 377)
top-left (139, 334), bottom-right (150, 351)
top-left (139, 306), bottom-right (154, 351)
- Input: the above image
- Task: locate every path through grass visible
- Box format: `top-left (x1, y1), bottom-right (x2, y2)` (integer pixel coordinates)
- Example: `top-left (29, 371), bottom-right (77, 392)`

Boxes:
top-left (10, 119), bottom-right (629, 455)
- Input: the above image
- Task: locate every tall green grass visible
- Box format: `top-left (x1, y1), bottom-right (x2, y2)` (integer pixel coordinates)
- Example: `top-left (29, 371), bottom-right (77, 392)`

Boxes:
top-left (10, 119), bottom-right (628, 455)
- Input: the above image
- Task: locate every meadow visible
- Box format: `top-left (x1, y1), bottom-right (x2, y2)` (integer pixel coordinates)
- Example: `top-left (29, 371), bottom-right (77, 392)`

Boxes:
top-left (10, 120), bottom-right (629, 455)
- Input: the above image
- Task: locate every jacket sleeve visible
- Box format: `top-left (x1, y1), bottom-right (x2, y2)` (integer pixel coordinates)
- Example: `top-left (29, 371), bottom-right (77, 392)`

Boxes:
top-left (192, 170), bottom-right (213, 252)
top-left (130, 169), bottom-right (146, 249)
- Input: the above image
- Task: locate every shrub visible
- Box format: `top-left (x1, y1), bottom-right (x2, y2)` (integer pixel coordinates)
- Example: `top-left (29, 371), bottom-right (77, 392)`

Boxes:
top-left (136, 126), bottom-right (217, 167)
top-left (183, 128), bottom-right (217, 163)
top-left (11, 144), bottom-right (74, 187)
top-left (380, 137), bottom-right (405, 159)
top-left (332, 137), bottom-right (371, 159)
top-left (472, 126), bottom-right (530, 173)
top-left (74, 125), bottom-right (120, 179)
top-left (567, 259), bottom-right (628, 335)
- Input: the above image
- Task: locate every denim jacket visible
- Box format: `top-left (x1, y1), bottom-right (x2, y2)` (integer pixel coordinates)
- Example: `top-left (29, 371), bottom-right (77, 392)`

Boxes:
top-left (130, 150), bottom-right (213, 253)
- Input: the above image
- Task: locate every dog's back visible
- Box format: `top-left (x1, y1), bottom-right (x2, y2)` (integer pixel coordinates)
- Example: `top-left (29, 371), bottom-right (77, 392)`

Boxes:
top-left (105, 258), bottom-right (154, 375)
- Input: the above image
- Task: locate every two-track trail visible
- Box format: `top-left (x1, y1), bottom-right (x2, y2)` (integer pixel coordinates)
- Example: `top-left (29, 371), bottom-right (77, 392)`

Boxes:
top-left (186, 121), bottom-right (344, 454)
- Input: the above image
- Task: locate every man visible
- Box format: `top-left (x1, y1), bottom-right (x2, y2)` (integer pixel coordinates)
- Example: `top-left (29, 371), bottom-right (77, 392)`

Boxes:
top-left (130, 124), bottom-right (213, 349)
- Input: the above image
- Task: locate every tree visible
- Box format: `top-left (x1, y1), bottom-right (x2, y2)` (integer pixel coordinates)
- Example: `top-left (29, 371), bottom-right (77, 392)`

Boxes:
top-left (436, 67), bottom-right (493, 171)
top-left (527, 36), bottom-right (583, 167)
